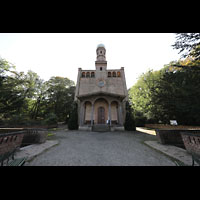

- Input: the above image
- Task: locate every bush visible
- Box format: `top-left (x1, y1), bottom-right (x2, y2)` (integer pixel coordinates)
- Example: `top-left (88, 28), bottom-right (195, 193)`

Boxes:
top-left (44, 113), bottom-right (58, 125)
top-left (6, 114), bottom-right (29, 126)
top-left (124, 102), bottom-right (136, 131)
top-left (133, 110), bottom-right (147, 127)
top-left (135, 116), bottom-right (147, 127)
top-left (68, 103), bottom-right (78, 130)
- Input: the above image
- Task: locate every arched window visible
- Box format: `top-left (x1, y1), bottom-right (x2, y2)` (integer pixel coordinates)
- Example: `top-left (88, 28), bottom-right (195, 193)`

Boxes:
top-left (108, 72), bottom-right (111, 77)
top-left (112, 71), bottom-right (116, 77)
top-left (117, 71), bottom-right (121, 77)
top-left (91, 72), bottom-right (95, 77)
top-left (86, 72), bottom-right (90, 78)
top-left (82, 72), bottom-right (85, 78)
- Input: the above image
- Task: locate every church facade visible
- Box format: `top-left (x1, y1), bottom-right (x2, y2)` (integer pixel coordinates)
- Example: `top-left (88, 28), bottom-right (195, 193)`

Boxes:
top-left (74, 44), bottom-right (128, 131)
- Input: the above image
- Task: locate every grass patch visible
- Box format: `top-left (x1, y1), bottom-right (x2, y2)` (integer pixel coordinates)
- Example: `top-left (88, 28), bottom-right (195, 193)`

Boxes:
top-left (47, 132), bottom-right (55, 137)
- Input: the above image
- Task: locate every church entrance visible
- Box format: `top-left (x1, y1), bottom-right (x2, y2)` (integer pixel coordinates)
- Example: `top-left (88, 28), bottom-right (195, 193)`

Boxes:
top-left (98, 107), bottom-right (105, 124)
top-left (93, 98), bottom-right (108, 125)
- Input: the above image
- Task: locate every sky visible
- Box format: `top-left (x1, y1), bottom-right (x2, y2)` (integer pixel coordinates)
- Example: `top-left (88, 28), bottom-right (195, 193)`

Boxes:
top-left (0, 33), bottom-right (181, 89)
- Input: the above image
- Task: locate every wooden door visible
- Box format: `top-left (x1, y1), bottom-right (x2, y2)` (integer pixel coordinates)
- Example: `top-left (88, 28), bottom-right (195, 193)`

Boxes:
top-left (98, 107), bottom-right (105, 124)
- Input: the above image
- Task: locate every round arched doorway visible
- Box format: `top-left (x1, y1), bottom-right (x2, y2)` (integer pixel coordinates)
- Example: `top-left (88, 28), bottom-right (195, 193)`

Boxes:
top-left (94, 98), bottom-right (108, 124)
top-left (98, 106), bottom-right (105, 124)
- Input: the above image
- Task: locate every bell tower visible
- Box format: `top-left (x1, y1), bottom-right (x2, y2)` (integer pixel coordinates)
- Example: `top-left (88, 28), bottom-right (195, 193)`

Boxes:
top-left (95, 44), bottom-right (107, 71)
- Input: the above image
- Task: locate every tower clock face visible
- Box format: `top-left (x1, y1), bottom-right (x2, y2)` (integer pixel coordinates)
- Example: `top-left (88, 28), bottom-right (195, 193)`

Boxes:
top-left (98, 80), bottom-right (104, 87)
top-left (97, 79), bottom-right (105, 87)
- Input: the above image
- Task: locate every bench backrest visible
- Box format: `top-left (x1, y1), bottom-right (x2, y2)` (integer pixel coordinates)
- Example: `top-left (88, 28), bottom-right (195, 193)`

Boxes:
top-left (0, 132), bottom-right (25, 156)
top-left (181, 132), bottom-right (200, 156)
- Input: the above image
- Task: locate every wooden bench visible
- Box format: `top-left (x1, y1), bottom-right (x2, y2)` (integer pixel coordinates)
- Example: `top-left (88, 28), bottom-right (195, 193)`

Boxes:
top-left (0, 148), bottom-right (27, 166)
top-left (0, 131), bottom-right (27, 166)
top-left (180, 131), bottom-right (200, 166)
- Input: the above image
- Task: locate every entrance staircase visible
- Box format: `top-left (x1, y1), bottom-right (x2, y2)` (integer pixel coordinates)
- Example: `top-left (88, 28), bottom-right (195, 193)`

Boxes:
top-left (92, 124), bottom-right (110, 132)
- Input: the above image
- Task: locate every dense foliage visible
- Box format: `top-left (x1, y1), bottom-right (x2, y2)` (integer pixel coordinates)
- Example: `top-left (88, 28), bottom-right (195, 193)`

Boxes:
top-left (129, 33), bottom-right (200, 126)
top-left (124, 101), bottom-right (136, 131)
top-left (129, 59), bottom-right (200, 126)
top-left (68, 102), bottom-right (78, 130)
top-left (172, 33), bottom-right (200, 61)
top-left (0, 57), bottom-right (75, 127)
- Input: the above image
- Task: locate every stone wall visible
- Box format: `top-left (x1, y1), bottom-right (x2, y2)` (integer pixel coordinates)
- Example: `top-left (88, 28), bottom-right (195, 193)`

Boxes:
top-left (77, 68), bottom-right (127, 98)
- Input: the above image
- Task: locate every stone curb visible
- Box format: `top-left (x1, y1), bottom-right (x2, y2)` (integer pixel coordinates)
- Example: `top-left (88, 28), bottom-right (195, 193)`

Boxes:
top-left (144, 140), bottom-right (192, 166)
top-left (15, 140), bottom-right (59, 162)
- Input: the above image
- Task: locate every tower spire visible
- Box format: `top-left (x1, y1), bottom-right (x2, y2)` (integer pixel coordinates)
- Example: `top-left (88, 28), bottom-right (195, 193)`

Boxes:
top-left (95, 44), bottom-right (107, 71)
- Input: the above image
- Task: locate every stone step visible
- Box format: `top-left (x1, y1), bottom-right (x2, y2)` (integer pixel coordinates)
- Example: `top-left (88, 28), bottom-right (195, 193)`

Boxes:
top-left (92, 124), bottom-right (110, 132)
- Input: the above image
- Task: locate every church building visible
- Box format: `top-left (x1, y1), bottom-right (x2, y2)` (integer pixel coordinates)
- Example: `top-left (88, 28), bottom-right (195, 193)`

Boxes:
top-left (74, 44), bottom-right (128, 131)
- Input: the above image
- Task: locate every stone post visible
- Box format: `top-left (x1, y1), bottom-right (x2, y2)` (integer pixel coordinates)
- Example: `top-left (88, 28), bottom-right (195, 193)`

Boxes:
top-left (91, 103), bottom-right (94, 126)
top-left (80, 102), bottom-right (85, 126)
top-left (108, 102), bottom-right (111, 126)
top-left (118, 103), bottom-right (123, 126)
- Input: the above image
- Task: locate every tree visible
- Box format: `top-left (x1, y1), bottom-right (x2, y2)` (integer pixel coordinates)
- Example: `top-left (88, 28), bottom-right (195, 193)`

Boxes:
top-left (0, 58), bottom-right (27, 120)
top-left (129, 61), bottom-right (200, 126)
top-left (0, 57), bottom-right (76, 127)
top-left (23, 70), bottom-right (47, 120)
top-left (155, 64), bottom-right (200, 125)
top-left (129, 69), bottom-right (162, 123)
top-left (172, 33), bottom-right (200, 61)
top-left (45, 76), bottom-right (75, 122)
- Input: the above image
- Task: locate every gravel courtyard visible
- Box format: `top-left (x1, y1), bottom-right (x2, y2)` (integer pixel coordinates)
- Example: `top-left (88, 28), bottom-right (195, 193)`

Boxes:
top-left (26, 130), bottom-right (176, 166)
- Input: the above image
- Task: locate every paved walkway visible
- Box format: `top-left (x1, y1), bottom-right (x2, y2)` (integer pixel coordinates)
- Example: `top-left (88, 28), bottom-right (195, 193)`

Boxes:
top-left (23, 130), bottom-right (177, 166)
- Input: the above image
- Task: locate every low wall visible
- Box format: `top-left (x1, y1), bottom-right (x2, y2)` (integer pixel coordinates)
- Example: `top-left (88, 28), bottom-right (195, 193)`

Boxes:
top-left (0, 128), bottom-right (24, 134)
top-left (0, 124), bottom-right (58, 130)
top-left (20, 129), bottom-right (47, 147)
top-left (145, 124), bottom-right (200, 130)
top-left (0, 128), bottom-right (48, 149)
top-left (155, 129), bottom-right (200, 149)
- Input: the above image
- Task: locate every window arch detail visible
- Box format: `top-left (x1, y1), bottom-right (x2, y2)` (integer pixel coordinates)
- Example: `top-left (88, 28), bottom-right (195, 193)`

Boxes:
top-left (82, 72), bottom-right (85, 78)
top-left (86, 72), bottom-right (90, 78)
top-left (112, 72), bottom-right (116, 77)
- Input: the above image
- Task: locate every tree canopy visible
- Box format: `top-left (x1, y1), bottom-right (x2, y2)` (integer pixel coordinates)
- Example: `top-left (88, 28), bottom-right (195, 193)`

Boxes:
top-left (172, 33), bottom-right (200, 61)
top-left (129, 34), bottom-right (200, 126)
top-left (0, 57), bottom-right (76, 127)
top-left (129, 59), bottom-right (200, 126)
